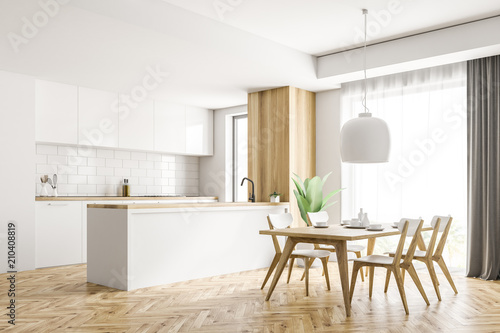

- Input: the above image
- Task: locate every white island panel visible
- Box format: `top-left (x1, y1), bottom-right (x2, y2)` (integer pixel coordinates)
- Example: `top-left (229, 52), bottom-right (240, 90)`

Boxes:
top-left (87, 203), bottom-right (288, 290)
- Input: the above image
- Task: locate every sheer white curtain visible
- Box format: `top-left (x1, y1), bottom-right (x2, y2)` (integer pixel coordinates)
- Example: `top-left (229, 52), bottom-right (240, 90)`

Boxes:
top-left (341, 62), bottom-right (467, 268)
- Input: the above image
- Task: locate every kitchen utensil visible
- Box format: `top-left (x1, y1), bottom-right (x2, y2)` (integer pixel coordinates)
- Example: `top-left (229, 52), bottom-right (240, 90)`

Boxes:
top-left (53, 174), bottom-right (58, 187)
top-left (47, 178), bottom-right (53, 187)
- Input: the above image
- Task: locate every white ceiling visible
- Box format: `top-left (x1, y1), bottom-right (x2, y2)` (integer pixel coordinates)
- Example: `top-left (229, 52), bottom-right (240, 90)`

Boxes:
top-left (0, 0), bottom-right (499, 109)
top-left (161, 0), bottom-right (500, 55)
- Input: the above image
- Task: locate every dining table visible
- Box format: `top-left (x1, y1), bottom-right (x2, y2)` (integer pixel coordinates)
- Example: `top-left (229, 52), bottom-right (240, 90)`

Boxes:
top-left (259, 223), bottom-right (432, 317)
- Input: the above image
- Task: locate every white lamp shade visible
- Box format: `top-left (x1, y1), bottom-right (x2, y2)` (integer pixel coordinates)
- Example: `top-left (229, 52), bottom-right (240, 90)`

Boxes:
top-left (340, 113), bottom-right (390, 163)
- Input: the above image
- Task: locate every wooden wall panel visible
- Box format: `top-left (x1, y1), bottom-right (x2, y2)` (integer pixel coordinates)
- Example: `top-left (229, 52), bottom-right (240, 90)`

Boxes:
top-left (248, 86), bottom-right (315, 226)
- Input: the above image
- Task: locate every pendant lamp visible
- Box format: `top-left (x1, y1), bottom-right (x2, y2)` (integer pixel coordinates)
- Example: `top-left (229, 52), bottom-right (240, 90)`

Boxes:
top-left (340, 9), bottom-right (390, 163)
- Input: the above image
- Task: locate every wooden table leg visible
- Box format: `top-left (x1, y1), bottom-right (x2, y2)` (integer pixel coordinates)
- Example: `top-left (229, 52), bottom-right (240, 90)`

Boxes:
top-left (335, 240), bottom-right (351, 317)
top-left (265, 237), bottom-right (296, 301)
top-left (366, 238), bottom-right (376, 276)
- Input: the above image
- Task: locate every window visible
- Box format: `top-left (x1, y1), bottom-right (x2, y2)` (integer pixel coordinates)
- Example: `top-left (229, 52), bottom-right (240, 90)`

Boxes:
top-left (232, 115), bottom-right (248, 202)
top-left (341, 62), bottom-right (467, 270)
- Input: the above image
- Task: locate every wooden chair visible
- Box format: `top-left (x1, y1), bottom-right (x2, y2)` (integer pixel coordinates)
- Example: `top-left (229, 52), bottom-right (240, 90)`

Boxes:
top-left (386, 215), bottom-right (457, 300)
top-left (350, 219), bottom-right (430, 315)
top-left (261, 213), bottom-right (331, 296)
top-left (306, 211), bottom-right (365, 282)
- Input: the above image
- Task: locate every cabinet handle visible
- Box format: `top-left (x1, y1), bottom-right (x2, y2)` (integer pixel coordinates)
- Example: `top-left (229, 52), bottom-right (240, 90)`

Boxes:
top-left (47, 203), bottom-right (69, 206)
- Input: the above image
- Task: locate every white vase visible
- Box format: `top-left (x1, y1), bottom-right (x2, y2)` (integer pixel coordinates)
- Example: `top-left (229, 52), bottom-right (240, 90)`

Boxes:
top-left (39, 183), bottom-right (49, 197)
top-left (52, 187), bottom-right (58, 197)
top-left (362, 213), bottom-right (370, 227)
top-left (270, 196), bottom-right (280, 203)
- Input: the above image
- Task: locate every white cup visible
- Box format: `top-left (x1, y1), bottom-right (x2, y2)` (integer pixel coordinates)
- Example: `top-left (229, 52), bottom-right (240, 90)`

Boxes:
top-left (350, 218), bottom-right (360, 227)
top-left (369, 224), bottom-right (382, 229)
top-left (313, 221), bottom-right (328, 227)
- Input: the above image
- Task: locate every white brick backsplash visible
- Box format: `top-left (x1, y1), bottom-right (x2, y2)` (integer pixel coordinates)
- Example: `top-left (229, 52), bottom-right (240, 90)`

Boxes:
top-left (140, 177), bottom-right (154, 186)
top-left (68, 175), bottom-right (87, 184)
top-left (37, 144), bottom-right (58, 155)
top-left (37, 164), bottom-right (57, 174)
top-left (123, 160), bottom-right (139, 168)
top-left (114, 150), bottom-right (131, 160)
top-left (96, 167), bottom-right (114, 176)
top-left (36, 144), bottom-right (200, 196)
top-left (114, 168), bottom-right (131, 177)
top-left (78, 184), bottom-right (96, 194)
top-left (138, 160), bottom-right (153, 169)
top-left (147, 153), bottom-right (161, 161)
top-left (88, 158), bottom-right (106, 167)
top-left (78, 166), bottom-right (97, 176)
top-left (106, 159), bottom-right (122, 168)
top-left (131, 168), bottom-right (147, 177)
top-left (68, 156), bottom-right (87, 166)
top-left (57, 146), bottom-right (77, 156)
top-left (58, 165), bottom-right (77, 175)
top-left (88, 176), bottom-right (106, 184)
top-left (35, 155), bottom-right (47, 164)
top-left (131, 152), bottom-right (147, 160)
top-left (162, 170), bottom-right (175, 178)
top-left (161, 155), bottom-right (175, 162)
top-left (97, 149), bottom-right (114, 158)
top-left (147, 169), bottom-right (161, 178)
top-left (78, 147), bottom-right (96, 158)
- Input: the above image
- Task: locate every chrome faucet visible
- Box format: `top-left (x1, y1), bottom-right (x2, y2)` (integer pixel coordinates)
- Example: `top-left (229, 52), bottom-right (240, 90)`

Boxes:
top-left (240, 177), bottom-right (255, 202)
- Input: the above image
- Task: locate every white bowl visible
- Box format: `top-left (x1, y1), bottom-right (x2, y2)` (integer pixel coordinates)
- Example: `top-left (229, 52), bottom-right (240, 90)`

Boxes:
top-left (313, 221), bottom-right (328, 227)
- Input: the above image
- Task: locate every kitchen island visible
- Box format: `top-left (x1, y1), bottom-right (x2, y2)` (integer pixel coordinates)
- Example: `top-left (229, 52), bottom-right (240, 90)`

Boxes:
top-left (87, 202), bottom-right (289, 290)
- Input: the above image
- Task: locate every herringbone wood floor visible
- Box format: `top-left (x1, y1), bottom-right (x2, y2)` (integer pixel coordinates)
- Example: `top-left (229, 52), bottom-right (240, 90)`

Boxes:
top-left (0, 263), bottom-right (499, 332)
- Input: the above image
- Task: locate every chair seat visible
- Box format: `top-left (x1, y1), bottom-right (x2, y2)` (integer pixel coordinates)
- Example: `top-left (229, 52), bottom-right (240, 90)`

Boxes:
top-left (318, 244), bottom-right (366, 252)
top-left (386, 249), bottom-right (427, 258)
top-left (353, 254), bottom-right (402, 265)
top-left (292, 249), bottom-right (331, 258)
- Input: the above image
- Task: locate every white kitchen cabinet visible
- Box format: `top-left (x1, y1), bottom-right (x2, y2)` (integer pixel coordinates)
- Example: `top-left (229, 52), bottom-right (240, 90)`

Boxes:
top-left (78, 87), bottom-right (119, 148)
top-left (154, 101), bottom-right (186, 154)
top-left (185, 106), bottom-right (213, 155)
top-left (119, 97), bottom-right (154, 151)
top-left (35, 80), bottom-right (78, 144)
top-left (35, 201), bottom-right (83, 268)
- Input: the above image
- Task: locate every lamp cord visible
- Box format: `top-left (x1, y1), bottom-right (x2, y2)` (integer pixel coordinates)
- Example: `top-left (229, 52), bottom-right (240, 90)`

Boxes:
top-left (362, 9), bottom-right (370, 114)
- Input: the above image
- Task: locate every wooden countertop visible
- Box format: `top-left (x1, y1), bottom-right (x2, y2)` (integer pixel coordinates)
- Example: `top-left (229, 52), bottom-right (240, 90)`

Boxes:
top-left (36, 196), bottom-right (218, 201)
top-left (87, 202), bottom-right (289, 209)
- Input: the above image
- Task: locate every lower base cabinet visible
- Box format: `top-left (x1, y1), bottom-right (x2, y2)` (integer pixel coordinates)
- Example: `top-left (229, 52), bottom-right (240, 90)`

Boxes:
top-left (35, 201), bottom-right (83, 268)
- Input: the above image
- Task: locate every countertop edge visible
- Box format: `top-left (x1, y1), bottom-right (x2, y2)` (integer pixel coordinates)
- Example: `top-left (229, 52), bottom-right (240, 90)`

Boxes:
top-left (87, 202), bottom-right (290, 209)
top-left (36, 196), bottom-right (218, 201)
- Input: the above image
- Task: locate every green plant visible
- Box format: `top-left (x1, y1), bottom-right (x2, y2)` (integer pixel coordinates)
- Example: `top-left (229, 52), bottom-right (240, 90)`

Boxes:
top-left (292, 172), bottom-right (343, 226)
top-left (269, 191), bottom-right (282, 197)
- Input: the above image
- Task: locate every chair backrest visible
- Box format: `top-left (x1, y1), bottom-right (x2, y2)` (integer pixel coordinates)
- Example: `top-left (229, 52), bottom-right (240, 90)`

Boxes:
top-left (307, 211), bottom-right (329, 226)
top-left (431, 215), bottom-right (452, 232)
top-left (267, 213), bottom-right (293, 254)
top-left (432, 215), bottom-right (454, 258)
top-left (393, 219), bottom-right (424, 266)
top-left (397, 218), bottom-right (422, 236)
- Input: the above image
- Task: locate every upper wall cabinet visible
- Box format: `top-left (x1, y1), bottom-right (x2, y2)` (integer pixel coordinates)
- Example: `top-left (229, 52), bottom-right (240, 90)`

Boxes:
top-left (35, 80), bottom-right (78, 145)
top-left (154, 101), bottom-right (186, 154)
top-left (185, 107), bottom-right (213, 156)
top-left (119, 97), bottom-right (154, 151)
top-left (78, 87), bottom-right (119, 148)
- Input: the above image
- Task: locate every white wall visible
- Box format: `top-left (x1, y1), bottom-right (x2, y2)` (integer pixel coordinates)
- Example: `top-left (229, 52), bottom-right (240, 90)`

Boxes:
top-left (200, 105), bottom-right (247, 202)
top-left (316, 89), bottom-right (342, 223)
top-left (0, 71), bottom-right (36, 273)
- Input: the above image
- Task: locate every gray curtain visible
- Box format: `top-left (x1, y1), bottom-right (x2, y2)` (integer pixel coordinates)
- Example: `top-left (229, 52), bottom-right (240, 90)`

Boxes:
top-left (466, 55), bottom-right (500, 280)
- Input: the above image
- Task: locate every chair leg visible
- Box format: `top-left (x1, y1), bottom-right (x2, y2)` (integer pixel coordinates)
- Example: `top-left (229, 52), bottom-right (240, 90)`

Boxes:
top-left (406, 264), bottom-right (430, 305)
top-left (300, 258), bottom-right (316, 281)
top-left (304, 258), bottom-right (310, 296)
top-left (369, 266), bottom-right (375, 298)
top-left (349, 262), bottom-right (361, 302)
top-left (355, 251), bottom-right (365, 282)
top-left (401, 267), bottom-right (406, 282)
top-left (384, 269), bottom-right (391, 293)
top-left (393, 267), bottom-right (409, 315)
top-left (261, 254), bottom-right (281, 289)
top-left (287, 257), bottom-right (295, 284)
top-left (424, 259), bottom-right (442, 301)
top-left (436, 258), bottom-right (458, 294)
top-left (320, 257), bottom-right (331, 291)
